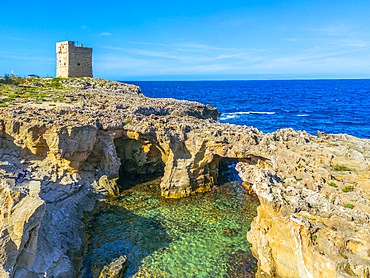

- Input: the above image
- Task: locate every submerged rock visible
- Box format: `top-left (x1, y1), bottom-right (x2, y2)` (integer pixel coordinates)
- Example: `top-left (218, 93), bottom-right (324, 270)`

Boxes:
top-left (99, 255), bottom-right (127, 278)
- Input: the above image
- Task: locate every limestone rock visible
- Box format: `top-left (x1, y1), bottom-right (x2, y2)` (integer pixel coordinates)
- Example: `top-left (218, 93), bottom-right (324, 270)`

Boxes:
top-left (0, 180), bottom-right (45, 277)
top-left (0, 78), bottom-right (369, 277)
top-left (99, 255), bottom-right (127, 278)
top-left (236, 130), bottom-right (370, 278)
top-left (98, 175), bottom-right (119, 196)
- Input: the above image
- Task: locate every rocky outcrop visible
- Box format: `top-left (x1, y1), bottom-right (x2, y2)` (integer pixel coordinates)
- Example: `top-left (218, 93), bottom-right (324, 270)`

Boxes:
top-left (98, 255), bottom-right (127, 278)
top-left (0, 78), bottom-right (223, 276)
top-left (237, 131), bottom-right (370, 278)
top-left (0, 78), bottom-right (369, 277)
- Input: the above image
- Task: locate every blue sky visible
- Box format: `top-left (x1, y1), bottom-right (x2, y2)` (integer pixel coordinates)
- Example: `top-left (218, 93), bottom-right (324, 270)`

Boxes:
top-left (1, 0), bottom-right (370, 80)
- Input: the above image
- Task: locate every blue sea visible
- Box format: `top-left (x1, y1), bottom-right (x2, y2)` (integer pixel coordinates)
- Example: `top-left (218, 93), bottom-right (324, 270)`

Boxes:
top-left (127, 80), bottom-right (370, 139)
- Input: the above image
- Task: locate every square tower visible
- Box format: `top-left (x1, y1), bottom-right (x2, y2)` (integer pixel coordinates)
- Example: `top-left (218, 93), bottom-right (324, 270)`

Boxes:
top-left (56, 41), bottom-right (93, 78)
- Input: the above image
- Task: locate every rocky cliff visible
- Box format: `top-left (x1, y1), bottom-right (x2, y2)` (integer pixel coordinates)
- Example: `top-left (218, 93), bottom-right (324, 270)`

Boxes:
top-left (237, 131), bottom-right (370, 277)
top-left (0, 77), bottom-right (369, 277)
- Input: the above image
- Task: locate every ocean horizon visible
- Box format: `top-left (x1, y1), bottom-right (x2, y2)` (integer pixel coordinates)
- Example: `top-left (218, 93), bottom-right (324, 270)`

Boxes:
top-left (126, 79), bottom-right (370, 139)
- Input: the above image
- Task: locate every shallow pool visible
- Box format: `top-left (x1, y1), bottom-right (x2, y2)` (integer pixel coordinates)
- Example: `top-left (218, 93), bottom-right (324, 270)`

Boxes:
top-left (80, 167), bottom-right (259, 277)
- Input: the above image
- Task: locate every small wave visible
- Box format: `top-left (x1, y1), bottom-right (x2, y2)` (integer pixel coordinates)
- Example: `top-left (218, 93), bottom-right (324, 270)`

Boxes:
top-left (280, 108), bottom-right (291, 113)
top-left (297, 114), bottom-right (309, 117)
top-left (227, 111), bottom-right (275, 116)
top-left (220, 111), bottom-right (275, 120)
top-left (219, 114), bottom-right (238, 120)
top-left (336, 121), bottom-right (363, 126)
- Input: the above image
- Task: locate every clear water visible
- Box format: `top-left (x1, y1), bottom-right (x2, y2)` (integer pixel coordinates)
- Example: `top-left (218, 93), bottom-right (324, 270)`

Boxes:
top-left (81, 167), bottom-right (259, 277)
top-left (128, 79), bottom-right (370, 138)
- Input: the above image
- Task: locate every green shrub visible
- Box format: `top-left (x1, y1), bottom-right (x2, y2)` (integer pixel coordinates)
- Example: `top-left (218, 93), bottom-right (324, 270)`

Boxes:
top-left (342, 186), bottom-right (354, 193)
top-left (344, 204), bottom-right (354, 209)
top-left (310, 234), bottom-right (317, 241)
top-left (7, 93), bottom-right (18, 99)
top-left (48, 78), bottom-right (63, 89)
top-left (328, 182), bottom-right (338, 188)
top-left (2, 97), bottom-right (14, 102)
top-left (124, 119), bottom-right (132, 125)
top-left (0, 75), bottom-right (18, 85)
top-left (333, 164), bottom-right (351, 171)
top-left (56, 93), bottom-right (65, 102)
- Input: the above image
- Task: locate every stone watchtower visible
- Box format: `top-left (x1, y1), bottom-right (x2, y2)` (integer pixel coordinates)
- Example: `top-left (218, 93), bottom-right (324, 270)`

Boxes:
top-left (56, 41), bottom-right (93, 78)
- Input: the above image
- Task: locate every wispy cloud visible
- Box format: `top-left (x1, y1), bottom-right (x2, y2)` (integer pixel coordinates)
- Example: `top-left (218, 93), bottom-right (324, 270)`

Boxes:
top-left (250, 45), bottom-right (370, 73)
top-left (95, 54), bottom-right (240, 77)
top-left (283, 38), bottom-right (299, 42)
top-left (98, 32), bottom-right (112, 37)
top-left (329, 39), bottom-right (370, 48)
top-left (96, 41), bottom-right (265, 78)
top-left (175, 42), bottom-right (236, 51)
top-left (304, 24), bottom-right (353, 36)
top-left (103, 42), bottom-right (262, 63)
top-left (128, 41), bottom-right (168, 47)
top-left (103, 46), bottom-right (128, 51)
top-left (97, 29), bottom-right (370, 78)
top-left (0, 35), bottom-right (31, 41)
top-left (0, 52), bottom-right (54, 63)
top-left (131, 49), bottom-right (187, 60)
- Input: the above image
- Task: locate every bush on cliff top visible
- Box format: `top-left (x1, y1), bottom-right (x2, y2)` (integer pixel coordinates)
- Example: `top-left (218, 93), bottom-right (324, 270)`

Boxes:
top-left (342, 185), bottom-right (354, 193)
top-left (344, 204), bottom-right (354, 209)
top-left (333, 164), bottom-right (351, 171)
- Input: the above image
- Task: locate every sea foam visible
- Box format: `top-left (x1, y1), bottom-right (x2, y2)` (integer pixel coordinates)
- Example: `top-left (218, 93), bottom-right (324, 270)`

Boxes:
top-left (220, 111), bottom-right (275, 120)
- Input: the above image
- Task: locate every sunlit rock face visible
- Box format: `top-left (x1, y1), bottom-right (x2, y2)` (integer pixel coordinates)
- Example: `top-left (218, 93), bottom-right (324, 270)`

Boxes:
top-left (236, 130), bottom-right (370, 278)
top-left (0, 78), bottom-right (369, 277)
top-left (0, 78), bottom-right (222, 276)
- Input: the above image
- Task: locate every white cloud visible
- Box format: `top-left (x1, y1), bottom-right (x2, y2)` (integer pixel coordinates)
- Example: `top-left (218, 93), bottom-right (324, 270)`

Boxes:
top-left (0, 52), bottom-right (54, 63)
top-left (98, 32), bottom-right (112, 37)
top-left (330, 39), bottom-right (370, 48)
top-left (97, 33), bottom-right (370, 78)
top-left (305, 24), bottom-right (353, 36)
top-left (102, 42), bottom-right (263, 65)
top-left (131, 49), bottom-right (187, 61)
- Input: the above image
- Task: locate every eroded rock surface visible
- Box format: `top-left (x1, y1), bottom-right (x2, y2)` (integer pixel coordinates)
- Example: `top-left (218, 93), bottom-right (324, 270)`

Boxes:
top-left (98, 255), bottom-right (127, 278)
top-left (0, 78), bottom-right (369, 277)
top-left (237, 131), bottom-right (370, 278)
top-left (0, 78), bottom-right (222, 276)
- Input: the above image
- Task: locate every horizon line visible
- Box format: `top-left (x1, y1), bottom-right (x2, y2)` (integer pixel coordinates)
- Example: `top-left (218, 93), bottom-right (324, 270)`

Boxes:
top-left (119, 77), bottom-right (370, 82)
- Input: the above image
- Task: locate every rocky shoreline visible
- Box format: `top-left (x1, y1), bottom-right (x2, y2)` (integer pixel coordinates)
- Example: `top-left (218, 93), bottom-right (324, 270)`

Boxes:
top-left (0, 78), bottom-right (369, 277)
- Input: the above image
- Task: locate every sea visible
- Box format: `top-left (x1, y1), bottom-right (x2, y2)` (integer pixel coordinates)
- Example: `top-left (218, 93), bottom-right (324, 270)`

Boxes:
top-left (127, 79), bottom-right (370, 139)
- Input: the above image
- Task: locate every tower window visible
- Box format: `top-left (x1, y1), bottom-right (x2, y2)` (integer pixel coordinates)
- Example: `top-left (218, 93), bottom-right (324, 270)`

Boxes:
top-left (77, 63), bottom-right (81, 66)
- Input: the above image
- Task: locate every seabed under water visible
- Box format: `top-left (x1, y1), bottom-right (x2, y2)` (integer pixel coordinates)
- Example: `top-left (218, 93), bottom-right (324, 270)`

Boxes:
top-left (81, 166), bottom-right (259, 277)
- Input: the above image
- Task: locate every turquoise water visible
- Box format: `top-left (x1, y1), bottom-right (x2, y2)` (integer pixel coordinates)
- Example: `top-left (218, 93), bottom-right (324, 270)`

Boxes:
top-left (81, 168), bottom-right (259, 277)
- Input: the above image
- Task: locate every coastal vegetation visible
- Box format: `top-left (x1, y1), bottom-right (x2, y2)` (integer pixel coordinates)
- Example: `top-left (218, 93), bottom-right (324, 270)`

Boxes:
top-left (333, 164), bottom-right (351, 171)
top-left (310, 233), bottom-right (317, 242)
top-left (344, 204), bottom-right (354, 209)
top-left (47, 77), bottom-right (64, 89)
top-left (0, 76), bottom-right (68, 106)
top-left (328, 181), bottom-right (338, 188)
top-left (0, 76), bottom-right (141, 108)
top-left (342, 185), bottom-right (355, 193)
